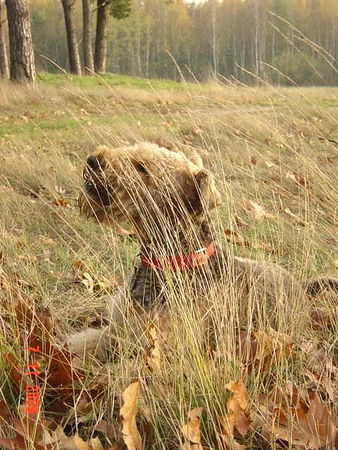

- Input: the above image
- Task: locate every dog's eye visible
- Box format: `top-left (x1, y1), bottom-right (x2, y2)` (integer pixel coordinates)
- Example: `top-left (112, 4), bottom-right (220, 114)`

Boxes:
top-left (134, 161), bottom-right (149, 175)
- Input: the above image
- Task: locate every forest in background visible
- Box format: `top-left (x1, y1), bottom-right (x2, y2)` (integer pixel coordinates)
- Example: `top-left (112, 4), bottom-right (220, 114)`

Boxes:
top-left (29, 0), bottom-right (337, 85)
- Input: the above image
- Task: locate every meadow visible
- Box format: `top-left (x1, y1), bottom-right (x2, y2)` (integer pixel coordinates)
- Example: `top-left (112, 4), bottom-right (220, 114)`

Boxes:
top-left (0, 74), bottom-right (337, 449)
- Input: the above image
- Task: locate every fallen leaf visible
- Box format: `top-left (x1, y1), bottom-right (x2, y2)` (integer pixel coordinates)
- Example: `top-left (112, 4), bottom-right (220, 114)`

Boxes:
top-left (120, 381), bottom-right (143, 450)
top-left (283, 207), bottom-right (307, 226)
top-left (57, 430), bottom-right (92, 449)
top-left (52, 198), bottom-right (72, 208)
top-left (181, 407), bottom-right (204, 449)
top-left (224, 230), bottom-right (274, 253)
top-left (234, 216), bottom-right (249, 228)
top-left (225, 381), bottom-right (250, 437)
top-left (244, 200), bottom-right (274, 219)
top-left (116, 227), bottom-right (135, 236)
top-left (73, 259), bottom-right (86, 271)
top-left (224, 229), bottom-right (250, 247)
top-left (0, 405), bottom-right (53, 450)
top-left (256, 388), bottom-right (335, 449)
top-left (145, 324), bottom-right (161, 371)
top-left (265, 160), bottom-right (278, 168)
top-left (239, 329), bottom-right (294, 373)
top-left (286, 170), bottom-right (309, 188)
top-left (89, 437), bottom-right (105, 450)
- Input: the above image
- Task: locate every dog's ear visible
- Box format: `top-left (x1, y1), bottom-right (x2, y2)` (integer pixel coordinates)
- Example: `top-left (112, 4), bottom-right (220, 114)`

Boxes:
top-left (177, 168), bottom-right (221, 215)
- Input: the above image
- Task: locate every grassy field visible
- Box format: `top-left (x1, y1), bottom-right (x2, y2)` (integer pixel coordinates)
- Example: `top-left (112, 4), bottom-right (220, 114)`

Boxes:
top-left (0, 74), bottom-right (337, 449)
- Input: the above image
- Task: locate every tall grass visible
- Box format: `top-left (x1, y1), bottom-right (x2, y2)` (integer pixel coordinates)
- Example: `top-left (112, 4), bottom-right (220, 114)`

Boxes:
top-left (0, 71), bottom-right (337, 448)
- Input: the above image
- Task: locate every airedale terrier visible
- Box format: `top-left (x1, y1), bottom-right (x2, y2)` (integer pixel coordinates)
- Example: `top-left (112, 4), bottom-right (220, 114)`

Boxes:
top-left (68, 143), bottom-right (337, 358)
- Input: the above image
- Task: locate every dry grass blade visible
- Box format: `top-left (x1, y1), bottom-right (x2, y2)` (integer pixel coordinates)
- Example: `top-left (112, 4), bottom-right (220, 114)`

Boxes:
top-left (120, 381), bottom-right (143, 450)
top-left (244, 200), bottom-right (274, 219)
top-left (181, 407), bottom-right (204, 449)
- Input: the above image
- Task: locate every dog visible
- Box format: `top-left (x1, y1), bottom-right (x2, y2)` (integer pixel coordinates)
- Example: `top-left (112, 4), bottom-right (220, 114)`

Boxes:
top-left (68, 142), bottom-right (337, 360)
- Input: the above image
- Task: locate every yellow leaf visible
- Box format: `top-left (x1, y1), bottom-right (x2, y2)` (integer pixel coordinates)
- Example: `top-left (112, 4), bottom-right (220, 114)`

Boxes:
top-left (181, 407), bottom-right (203, 449)
top-left (145, 324), bottom-right (161, 371)
top-left (120, 381), bottom-right (143, 450)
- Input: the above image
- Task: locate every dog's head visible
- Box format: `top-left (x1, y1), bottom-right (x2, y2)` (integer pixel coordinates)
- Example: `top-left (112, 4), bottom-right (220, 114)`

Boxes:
top-left (79, 143), bottom-right (221, 228)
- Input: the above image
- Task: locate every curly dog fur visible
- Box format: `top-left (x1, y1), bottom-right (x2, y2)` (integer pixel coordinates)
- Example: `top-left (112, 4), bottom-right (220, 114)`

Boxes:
top-left (68, 142), bottom-right (337, 359)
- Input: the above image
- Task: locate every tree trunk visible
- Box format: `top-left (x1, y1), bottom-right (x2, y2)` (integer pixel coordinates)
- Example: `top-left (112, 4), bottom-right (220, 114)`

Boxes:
top-left (82, 0), bottom-right (94, 74)
top-left (94, 0), bottom-right (109, 73)
top-left (0, 0), bottom-right (9, 78)
top-left (5, 0), bottom-right (35, 83)
top-left (61, 0), bottom-right (82, 75)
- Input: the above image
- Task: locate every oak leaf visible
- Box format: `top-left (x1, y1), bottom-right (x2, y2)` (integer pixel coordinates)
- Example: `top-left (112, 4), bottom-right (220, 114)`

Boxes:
top-left (225, 381), bottom-right (250, 437)
top-left (181, 407), bottom-right (204, 449)
top-left (256, 388), bottom-right (336, 449)
top-left (145, 324), bottom-right (161, 371)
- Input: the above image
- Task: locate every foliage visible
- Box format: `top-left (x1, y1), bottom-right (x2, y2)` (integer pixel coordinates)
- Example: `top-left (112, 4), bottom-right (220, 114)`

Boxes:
top-left (27, 0), bottom-right (338, 85)
top-left (110, 0), bottom-right (132, 20)
top-left (271, 51), bottom-right (327, 86)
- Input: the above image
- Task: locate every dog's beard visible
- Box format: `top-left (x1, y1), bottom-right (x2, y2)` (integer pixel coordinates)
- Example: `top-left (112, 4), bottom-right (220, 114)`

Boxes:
top-left (78, 187), bottom-right (130, 228)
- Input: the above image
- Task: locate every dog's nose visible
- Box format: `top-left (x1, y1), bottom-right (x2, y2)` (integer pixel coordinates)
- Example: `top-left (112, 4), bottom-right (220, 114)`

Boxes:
top-left (86, 155), bottom-right (100, 171)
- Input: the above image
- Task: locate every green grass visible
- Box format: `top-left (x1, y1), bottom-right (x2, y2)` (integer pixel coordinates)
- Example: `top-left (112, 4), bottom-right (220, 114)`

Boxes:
top-left (0, 75), bottom-right (337, 449)
top-left (37, 71), bottom-right (190, 90)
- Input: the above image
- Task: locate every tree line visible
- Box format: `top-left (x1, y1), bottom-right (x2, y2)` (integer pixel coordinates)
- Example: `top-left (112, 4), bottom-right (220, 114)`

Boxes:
top-left (0, 0), bottom-right (337, 85)
top-left (0, 0), bottom-right (130, 82)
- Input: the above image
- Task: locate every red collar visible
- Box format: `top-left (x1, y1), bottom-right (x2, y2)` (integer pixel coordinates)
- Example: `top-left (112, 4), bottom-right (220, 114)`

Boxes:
top-left (140, 242), bottom-right (215, 271)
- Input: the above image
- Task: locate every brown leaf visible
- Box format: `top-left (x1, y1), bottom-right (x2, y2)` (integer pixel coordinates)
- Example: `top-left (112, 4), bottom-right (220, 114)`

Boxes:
top-left (286, 170), bottom-right (309, 188)
top-left (73, 259), bottom-right (86, 271)
top-left (224, 229), bottom-right (250, 247)
top-left (0, 405), bottom-right (53, 450)
top-left (116, 227), bottom-right (135, 236)
top-left (181, 407), bottom-right (204, 449)
top-left (225, 381), bottom-right (250, 437)
top-left (52, 198), bottom-right (72, 208)
top-left (120, 381), bottom-right (143, 450)
top-left (5, 353), bottom-right (25, 388)
top-left (58, 431), bottom-right (92, 449)
top-left (238, 330), bottom-right (294, 373)
top-left (256, 388), bottom-right (336, 449)
top-left (219, 433), bottom-right (246, 450)
top-left (0, 400), bottom-right (12, 423)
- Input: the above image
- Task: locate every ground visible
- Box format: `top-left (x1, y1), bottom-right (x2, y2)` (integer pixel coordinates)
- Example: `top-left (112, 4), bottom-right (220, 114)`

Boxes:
top-left (0, 74), bottom-right (337, 449)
